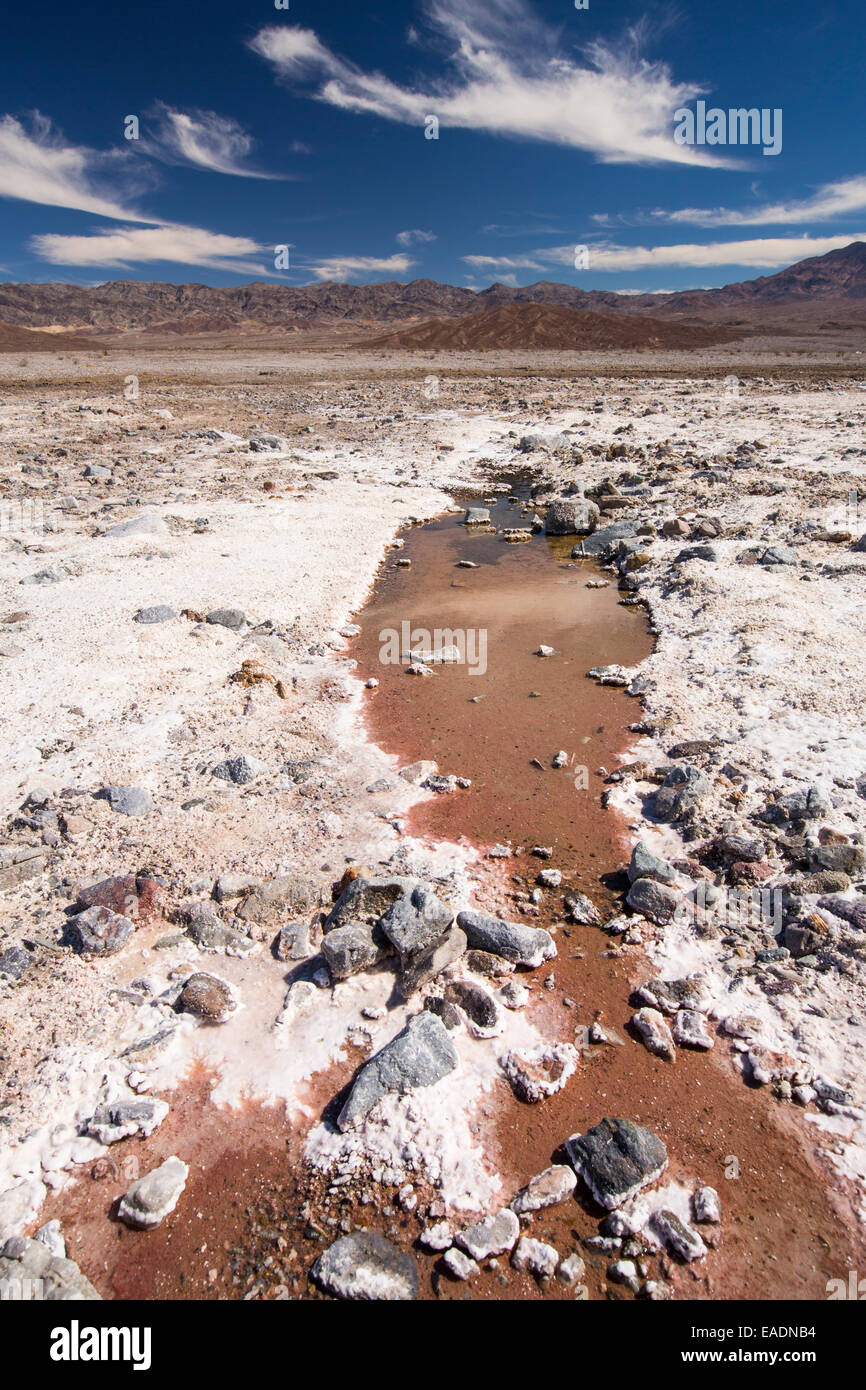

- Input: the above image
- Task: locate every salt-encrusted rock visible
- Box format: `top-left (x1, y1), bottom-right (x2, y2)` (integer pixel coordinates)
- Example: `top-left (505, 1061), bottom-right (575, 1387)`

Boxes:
top-left (635, 977), bottom-right (711, 1016)
top-left (512, 1235), bottom-right (559, 1278)
top-left (178, 972), bottom-right (237, 1023)
top-left (206, 607), bottom-right (247, 630)
top-left (564, 892), bottom-right (602, 925)
top-left (628, 841), bottom-right (676, 885)
top-left (321, 921), bottom-right (393, 981)
top-left (443, 1247), bottom-right (478, 1280)
top-left (510, 1165), bottom-right (577, 1215)
top-left (238, 874), bottom-right (328, 931)
top-left (464, 507), bottom-right (490, 526)
top-left (626, 877), bottom-right (681, 925)
top-left (443, 979), bottom-right (503, 1038)
top-left (535, 644), bottom-right (556, 657)
top-left (692, 1186), bottom-right (722, 1224)
top-left (537, 868), bottom-right (562, 889)
top-left (544, 498), bottom-right (599, 536)
top-left (134, 605), bottom-right (176, 624)
top-left (419, 1220), bottom-right (453, 1251)
top-left (97, 785), bottom-right (154, 817)
top-left (118, 1156), bottom-right (189, 1229)
top-left (187, 914), bottom-right (254, 956)
top-left (572, 520), bottom-right (637, 557)
top-left (654, 764), bottom-right (711, 822)
top-left (337, 1011), bottom-right (457, 1131)
top-left (274, 921), bottom-right (316, 961)
top-left (274, 980), bottom-right (318, 1028)
top-left (85, 1098), bottom-right (169, 1145)
top-left (0, 1178), bottom-right (46, 1238)
top-left (716, 831), bottom-right (765, 863)
top-left (499, 978), bottom-right (529, 1010)
top-left (673, 1009), bottom-right (714, 1051)
top-left (311, 1230), bottom-right (418, 1301)
top-left (456, 909), bottom-right (555, 967)
top-left (212, 754), bottom-right (265, 785)
top-left (652, 1209), bottom-right (707, 1262)
top-left (499, 1042), bottom-right (578, 1102)
top-left (249, 433), bottom-right (284, 452)
top-left (456, 1208), bottom-right (520, 1261)
top-left (632, 1007), bottom-right (676, 1061)
top-left (379, 883), bottom-right (453, 958)
top-left (557, 1252), bottom-right (587, 1285)
top-left (566, 1117), bottom-right (668, 1210)
top-left (0, 1235), bottom-right (100, 1300)
top-left (0, 943), bottom-right (33, 979)
top-left (66, 906), bottom-right (135, 956)
top-left (34, 1221), bottom-right (65, 1259)
top-left (608, 1258), bottom-right (641, 1292)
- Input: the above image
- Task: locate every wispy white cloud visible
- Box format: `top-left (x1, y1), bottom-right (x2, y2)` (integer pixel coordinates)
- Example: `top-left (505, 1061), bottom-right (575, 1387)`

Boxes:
top-left (463, 234), bottom-right (866, 276)
top-left (144, 104), bottom-right (284, 179)
top-left (652, 175), bottom-right (866, 227)
top-left (396, 228), bottom-right (436, 247)
top-left (30, 223), bottom-right (269, 275)
top-left (304, 252), bottom-right (417, 282)
top-left (249, 0), bottom-right (730, 167)
top-left (0, 113), bottom-right (148, 221)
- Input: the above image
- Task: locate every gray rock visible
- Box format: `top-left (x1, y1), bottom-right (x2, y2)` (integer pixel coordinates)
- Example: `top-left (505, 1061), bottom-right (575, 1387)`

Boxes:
top-left (632, 1007), bottom-right (676, 1061)
top-left (628, 841), bottom-right (676, 885)
top-left (464, 508), bottom-right (490, 525)
top-left (651, 1208), bottom-right (707, 1261)
top-left (399, 925), bottom-right (467, 997)
top-left (321, 920), bottom-right (393, 981)
top-left (654, 764), bottom-right (711, 822)
top-left (626, 877), bottom-right (681, 925)
top-left (117, 1156), bottom-right (189, 1229)
top-left (206, 607), bottom-right (247, 631)
top-left (134, 605), bottom-right (177, 624)
top-left (456, 1208), bottom-right (520, 1261)
top-left (760, 545), bottom-right (799, 566)
top-left (337, 1011), bottom-right (458, 1131)
top-left (98, 785), bottom-right (154, 817)
top-left (187, 915), bottom-right (255, 955)
top-left (85, 1098), bottom-right (169, 1145)
top-left (442, 978), bottom-right (502, 1037)
top-left (456, 908), bottom-right (555, 968)
top-left (379, 884), bottom-right (454, 961)
top-left (249, 434), bottom-right (284, 452)
top-left (809, 842), bottom-right (864, 875)
top-left (510, 1165), bottom-right (577, 1215)
top-left (34, 1220), bottom-right (65, 1259)
top-left (274, 920), bottom-right (316, 961)
top-left (104, 512), bottom-right (167, 538)
top-left (544, 498), bottom-right (600, 536)
top-left (311, 1230), bottom-right (418, 1301)
top-left (566, 1117), bottom-right (668, 1210)
top-left (66, 906), bottom-right (135, 956)
top-left (0, 943), bottom-right (33, 979)
top-left (0, 1235), bottom-right (100, 1300)
top-left (571, 521), bottom-right (637, 558)
top-left (212, 754), bottom-right (265, 785)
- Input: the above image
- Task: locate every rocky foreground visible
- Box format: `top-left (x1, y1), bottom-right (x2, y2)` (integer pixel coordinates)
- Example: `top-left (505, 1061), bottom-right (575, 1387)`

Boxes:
top-left (1, 359), bottom-right (865, 1299)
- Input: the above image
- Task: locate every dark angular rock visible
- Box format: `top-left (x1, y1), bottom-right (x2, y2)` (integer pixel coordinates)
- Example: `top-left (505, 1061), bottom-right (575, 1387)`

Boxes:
top-left (134, 605), bottom-right (176, 624)
top-left (321, 921), bottom-right (394, 981)
top-left (654, 764), bottom-right (711, 822)
top-left (626, 876), bottom-right (681, 925)
top-left (628, 841), bottom-right (676, 885)
top-left (337, 1011), bottom-right (457, 1131)
top-left (0, 943), bottom-right (33, 980)
top-left (566, 1117), bottom-right (668, 1210)
top-left (96, 785), bottom-right (154, 817)
top-left (456, 908), bottom-right (555, 967)
top-left (206, 608), bottom-right (247, 630)
top-left (325, 875), bottom-right (416, 932)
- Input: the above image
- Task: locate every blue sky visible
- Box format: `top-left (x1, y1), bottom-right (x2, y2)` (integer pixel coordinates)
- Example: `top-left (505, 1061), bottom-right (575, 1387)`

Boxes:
top-left (0, 0), bottom-right (864, 290)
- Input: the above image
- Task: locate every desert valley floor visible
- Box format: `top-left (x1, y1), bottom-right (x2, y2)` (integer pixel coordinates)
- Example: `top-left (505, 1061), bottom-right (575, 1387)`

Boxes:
top-left (1, 343), bottom-right (865, 1302)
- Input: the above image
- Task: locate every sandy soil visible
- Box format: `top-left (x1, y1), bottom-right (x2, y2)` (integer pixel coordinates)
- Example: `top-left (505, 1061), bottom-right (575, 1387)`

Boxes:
top-left (1, 347), bottom-right (865, 1301)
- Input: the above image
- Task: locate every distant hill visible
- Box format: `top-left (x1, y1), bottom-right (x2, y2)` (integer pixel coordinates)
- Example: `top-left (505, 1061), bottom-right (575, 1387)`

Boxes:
top-left (0, 242), bottom-right (864, 337)
top-left (0, 321), bottom-right (106, 352)
top-left (363, 302), bottom-right (741, 350)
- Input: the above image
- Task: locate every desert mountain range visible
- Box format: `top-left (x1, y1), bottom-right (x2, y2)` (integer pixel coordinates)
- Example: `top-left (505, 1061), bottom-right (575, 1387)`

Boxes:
top-left (1, 242), bottom-right (865, 346)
